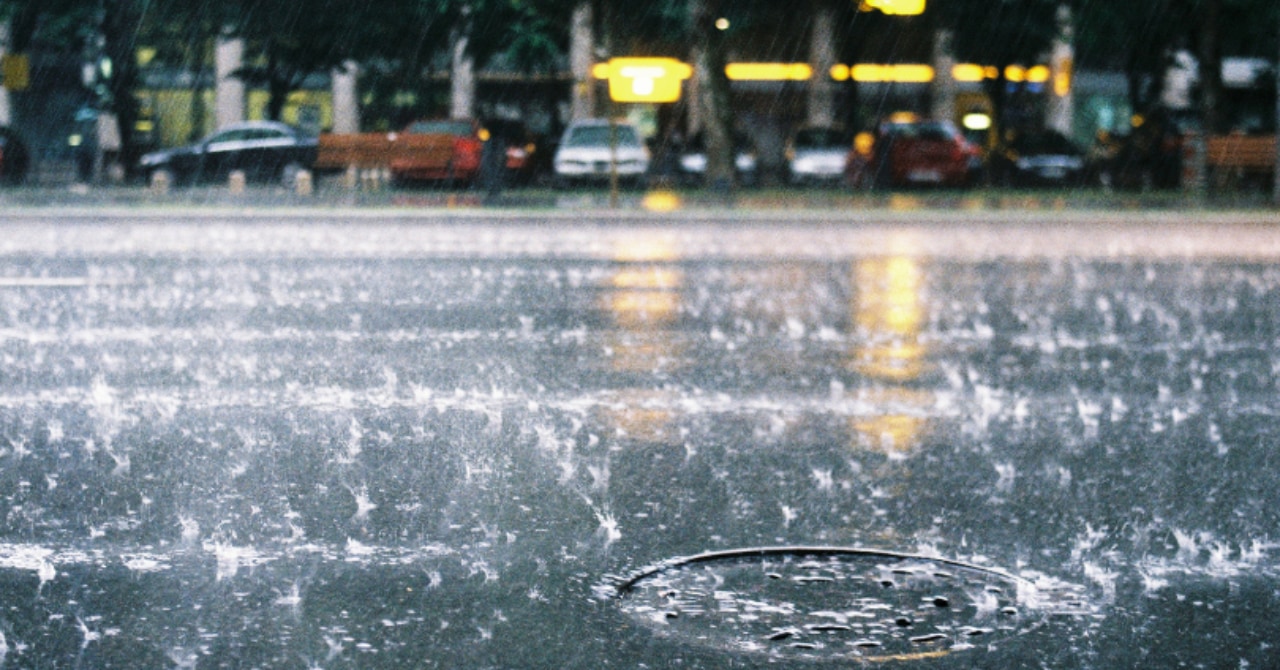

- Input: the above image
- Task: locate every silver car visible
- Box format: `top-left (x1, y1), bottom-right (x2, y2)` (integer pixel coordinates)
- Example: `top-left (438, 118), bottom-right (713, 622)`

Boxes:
top-left (786, 126), bottom-right (853, 185)
top-left (552, 120), bottom-right (650, 188)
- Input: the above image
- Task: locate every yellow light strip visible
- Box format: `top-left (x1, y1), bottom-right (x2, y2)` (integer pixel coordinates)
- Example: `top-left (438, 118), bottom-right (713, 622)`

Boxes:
top-left (849, 64), bottom-right (934, 83)
top-left (725, 62), bottom-right (812, 81)
top-left (953, 63), bottom-right (1052, 83)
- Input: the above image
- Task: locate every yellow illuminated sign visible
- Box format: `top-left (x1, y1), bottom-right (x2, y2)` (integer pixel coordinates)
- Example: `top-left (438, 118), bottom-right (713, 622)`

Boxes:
top-left (595, 57), bottom-right (692, 103)
top-left (1, 54), bottom-right (30, 91)
top-left (859, 0), bottom-right (926, 15)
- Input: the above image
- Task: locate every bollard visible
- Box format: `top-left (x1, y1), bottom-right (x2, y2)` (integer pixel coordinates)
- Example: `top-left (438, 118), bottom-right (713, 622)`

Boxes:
top-left (295, 169), bottom-right (313, 196)
top-left (228, 170), bottom-right (247, 195)
top-left (343, 165), bottom-right (359, 190)
top-left (149, 169), bottom-right (171, 194)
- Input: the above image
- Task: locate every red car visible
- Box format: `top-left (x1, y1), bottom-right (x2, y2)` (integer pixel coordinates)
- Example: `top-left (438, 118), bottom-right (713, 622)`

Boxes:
top-left (848, 118), bottom-right (983, 189)
top-left (390, 118), bottom-right (486, 185)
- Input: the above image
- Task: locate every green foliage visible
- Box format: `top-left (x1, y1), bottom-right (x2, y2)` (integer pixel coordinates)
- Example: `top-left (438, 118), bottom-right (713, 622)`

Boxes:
top-left (935, 0), bottom-right (1061, 69)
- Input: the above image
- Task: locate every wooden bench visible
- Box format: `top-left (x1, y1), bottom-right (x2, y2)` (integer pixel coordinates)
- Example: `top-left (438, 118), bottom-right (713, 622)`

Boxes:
top-left (1199, 134), bottom-right (1274, 191)
top-left (314, 132), bottom-right (454, 171)
top-left (1206, 134), bottom-right (1275, 169)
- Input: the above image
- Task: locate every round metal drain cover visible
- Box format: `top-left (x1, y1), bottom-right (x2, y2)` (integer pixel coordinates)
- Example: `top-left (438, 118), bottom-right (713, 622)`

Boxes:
top-left (605, 546), bottom-right (1093, 662)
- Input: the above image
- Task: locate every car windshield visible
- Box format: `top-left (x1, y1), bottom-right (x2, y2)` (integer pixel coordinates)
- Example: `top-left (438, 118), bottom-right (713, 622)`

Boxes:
top-left (794, 128), bottom-right (850, 148)
top-left (565, 124), bottom-right (640, 148)
top-left (884, 121), bottom-right (959, 141)
top-left (1016, 133), bottom-right (1081, 155)
top-left (405, 120), bottom-right (475, 136)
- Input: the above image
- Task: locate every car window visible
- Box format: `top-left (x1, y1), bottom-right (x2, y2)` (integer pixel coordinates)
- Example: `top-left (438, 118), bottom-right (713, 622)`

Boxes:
top-left (208, 129), bottom-right (249, 143)
top-left (406, 120), bottom-right (474, 136)
top-left (565, 125), bottom-right (640, 148)
top-left (917, 124), bottom-right (955, 142)
top-left (794, 129), bottom-right (849, 148)
top-left (1018, 133), bottom-right (1079, 154)
top-left (247, 128), bottom-right (289, 141)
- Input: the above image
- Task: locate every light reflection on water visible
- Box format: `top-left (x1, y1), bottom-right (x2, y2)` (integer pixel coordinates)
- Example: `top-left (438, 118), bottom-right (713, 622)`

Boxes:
top-left (0, 222), bottom-right (1279, 666)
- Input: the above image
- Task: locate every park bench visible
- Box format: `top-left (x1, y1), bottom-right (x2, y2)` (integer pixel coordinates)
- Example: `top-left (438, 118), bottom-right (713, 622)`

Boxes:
top-left (314, 132), bottom-right (454, 172)
top-left (1205, 134), bottom-right (1275, 189)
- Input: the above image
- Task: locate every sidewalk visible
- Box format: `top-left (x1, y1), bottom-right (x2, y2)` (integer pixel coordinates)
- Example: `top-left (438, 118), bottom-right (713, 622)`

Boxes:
top-left (0, 180), bottom-right (1276, 214)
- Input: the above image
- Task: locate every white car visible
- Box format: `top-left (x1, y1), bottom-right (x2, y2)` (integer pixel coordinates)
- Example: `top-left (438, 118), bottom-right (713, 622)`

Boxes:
top-left (553, 119), bottom-right (650, 187)
top-left (786, 126), bottom-right (853, 185)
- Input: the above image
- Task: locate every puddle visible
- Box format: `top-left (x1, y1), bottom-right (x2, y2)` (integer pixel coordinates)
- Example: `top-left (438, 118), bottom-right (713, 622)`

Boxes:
top-left (604, 546), bottom-right (1098, 662)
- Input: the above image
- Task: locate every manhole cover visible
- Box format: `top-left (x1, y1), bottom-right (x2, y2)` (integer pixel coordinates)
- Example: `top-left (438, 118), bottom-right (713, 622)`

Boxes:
top-left (603, 546), bottom-right (1094, 662)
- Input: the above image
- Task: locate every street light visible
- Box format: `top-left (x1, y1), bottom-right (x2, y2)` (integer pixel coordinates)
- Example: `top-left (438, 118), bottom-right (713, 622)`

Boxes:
top-left (859, 0), bottom-right (925, 16)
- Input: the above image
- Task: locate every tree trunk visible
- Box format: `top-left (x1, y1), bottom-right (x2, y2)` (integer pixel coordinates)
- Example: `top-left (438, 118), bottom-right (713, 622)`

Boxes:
top-left (1198, 0), bottom-right (1222, 135)
top-left (689, 0), bottom-right (734, 191)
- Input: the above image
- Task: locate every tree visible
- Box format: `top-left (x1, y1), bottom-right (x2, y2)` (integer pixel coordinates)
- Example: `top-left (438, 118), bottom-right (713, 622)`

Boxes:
top-left (4, 0), bottom-right (160, 167)
top-left (934, 0), bottom-right (1060, 140)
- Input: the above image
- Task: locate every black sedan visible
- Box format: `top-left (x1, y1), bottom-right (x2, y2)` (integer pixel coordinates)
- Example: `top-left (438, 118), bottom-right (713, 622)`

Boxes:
top-left (138, 121), bottom-right (317, 185)
top-left (990, 129), bottom-right (1089, 187)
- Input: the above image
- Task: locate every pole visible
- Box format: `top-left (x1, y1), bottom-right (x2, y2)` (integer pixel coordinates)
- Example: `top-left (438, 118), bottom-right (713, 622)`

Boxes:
top-left (1274, 6), bottom-right (1280, 207)
top-left (609, 111), bottom-right (619, 208)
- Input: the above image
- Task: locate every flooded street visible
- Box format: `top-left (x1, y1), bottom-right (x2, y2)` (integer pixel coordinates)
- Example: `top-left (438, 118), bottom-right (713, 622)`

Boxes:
top-left (1, 209), bottom-right (1279, 668)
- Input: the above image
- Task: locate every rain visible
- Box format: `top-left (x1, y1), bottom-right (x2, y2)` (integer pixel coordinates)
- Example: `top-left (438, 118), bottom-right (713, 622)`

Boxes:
top-left (1, 0), bottom-right (1280, 668)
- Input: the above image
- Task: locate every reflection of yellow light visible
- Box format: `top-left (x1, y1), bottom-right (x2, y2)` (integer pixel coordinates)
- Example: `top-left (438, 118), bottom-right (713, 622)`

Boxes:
top-left (612, 267), bottom-right (682, 290)
top-left (725, 62), bottom-right (812, 81)
top-left (613, 235), bottom-right (678, 263)
top-left (851, 256), bottom-right (926, 382)
top-left (851, 64), bottom-right (934, 83)
top-left (887, 194), bottom-right (925, 211)
top-left (606, 266), bottom-right (682, 330)
top-left (850, 388), bottom-right (934, 453)
top-left (642, 190), bottom-right (681, 212)
top-left (597, 390), bottom-right (675, 442)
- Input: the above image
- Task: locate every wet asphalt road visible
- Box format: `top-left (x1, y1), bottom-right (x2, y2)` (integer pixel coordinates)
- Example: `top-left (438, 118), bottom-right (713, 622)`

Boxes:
top-left (0, 207), bottom-right (1279, 668)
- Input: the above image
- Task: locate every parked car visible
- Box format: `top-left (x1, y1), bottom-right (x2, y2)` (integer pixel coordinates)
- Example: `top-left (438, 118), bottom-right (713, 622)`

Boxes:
top-left (391, 118), bottom-right (486, 186)
top-left (787, 127), bottom-right (853, 185)
top-left (678, 131), bottom-right (758, 186)
top-left (0, 127), bottom-right (30, 185)
top-left (858, 118), bottom-right (983, 188)
top-left (990, 129), bottom-right (1088, 187)
top-left (484, 119), bottom-right (543, 186)
top-left (138, 121), bottom-right (316, 185)
top-left (552, 119), bottom-right (650, 188)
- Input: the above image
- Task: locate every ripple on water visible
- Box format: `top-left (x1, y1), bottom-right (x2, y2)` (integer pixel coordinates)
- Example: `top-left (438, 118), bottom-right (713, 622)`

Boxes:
top-left (605, 546), bottom-right (1099, 662)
